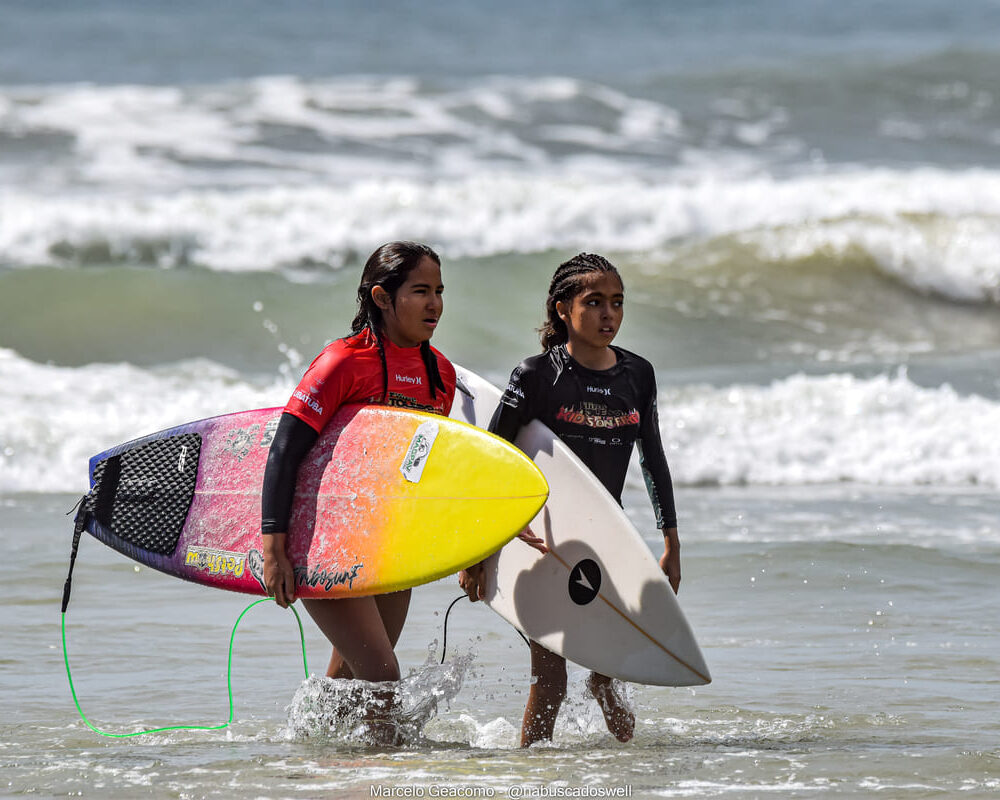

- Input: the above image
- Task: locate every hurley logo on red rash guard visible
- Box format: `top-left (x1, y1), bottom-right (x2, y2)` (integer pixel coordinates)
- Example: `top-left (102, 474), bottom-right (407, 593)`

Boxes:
top-left (556, 404), bottom-right (640, 428)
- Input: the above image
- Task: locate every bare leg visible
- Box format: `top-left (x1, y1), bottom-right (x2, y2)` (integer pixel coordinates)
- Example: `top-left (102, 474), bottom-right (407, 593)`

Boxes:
top-left (586, 672), bottom-right (634, 742)
top-left (374, 588), bottom-right (412, 648)
top-left (312, 589), bottom-right (412, 680)
top-left (302, 595), bottom-right (402, 681)
top-left (521, 641), bottom-right (567, 747)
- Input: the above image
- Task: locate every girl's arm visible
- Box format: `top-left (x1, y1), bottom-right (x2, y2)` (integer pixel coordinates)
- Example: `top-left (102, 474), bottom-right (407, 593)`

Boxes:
top-left (659, 527), bottom-right (681, 595)
top-left (636, 369), bottom-right (681, 593)
top-left (488, 397), bottom-right (524, 444)
top-left (261, 343), bottom-right (356, 605)
top-left (260, 412), bottom-right (319, 606)
top-left (489, 384), bottom-right (549, 544)
top-left (460, 365), bottom-right (546, 601)
top-left (488, 361), bottom-right (535, 443)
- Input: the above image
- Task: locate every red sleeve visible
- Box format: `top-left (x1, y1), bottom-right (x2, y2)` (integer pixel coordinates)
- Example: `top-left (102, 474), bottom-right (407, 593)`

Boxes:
top-left (283, 342), bottom-right (358, 433)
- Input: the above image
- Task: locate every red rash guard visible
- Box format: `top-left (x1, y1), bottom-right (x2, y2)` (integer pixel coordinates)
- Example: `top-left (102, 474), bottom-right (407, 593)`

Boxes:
top-left (285, 329), bottom-right (456, 430)
top-left (260, 329), bottom-right (456, 534)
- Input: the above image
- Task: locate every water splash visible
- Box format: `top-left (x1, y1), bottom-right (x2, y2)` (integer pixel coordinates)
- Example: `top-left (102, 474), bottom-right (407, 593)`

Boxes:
top-left (558, 673), bottom-right (637, 745)
top-left (285, 652), bottom-right (475, 746)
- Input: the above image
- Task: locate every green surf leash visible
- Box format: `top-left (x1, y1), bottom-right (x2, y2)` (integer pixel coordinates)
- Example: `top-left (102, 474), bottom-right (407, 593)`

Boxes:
top-left (62, 496), bottom-right (309, 737)
top-left (62, 598), bottom-right (309, 738)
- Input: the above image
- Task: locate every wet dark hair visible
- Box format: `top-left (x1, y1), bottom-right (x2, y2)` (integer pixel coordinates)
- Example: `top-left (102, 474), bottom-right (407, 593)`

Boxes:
top-left (350, 241), bottom-right (446, 401)
top-left (539, 252), bottom-right (623, 350)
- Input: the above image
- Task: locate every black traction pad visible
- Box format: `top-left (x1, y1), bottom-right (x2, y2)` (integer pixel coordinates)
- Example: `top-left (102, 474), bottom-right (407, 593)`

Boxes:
top-left (90, 433), bottom-right (201, 555)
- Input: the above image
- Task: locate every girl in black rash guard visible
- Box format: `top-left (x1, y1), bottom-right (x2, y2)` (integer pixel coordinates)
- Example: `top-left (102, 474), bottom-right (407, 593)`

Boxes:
top-left (459, 253), bottom-right (679, 746)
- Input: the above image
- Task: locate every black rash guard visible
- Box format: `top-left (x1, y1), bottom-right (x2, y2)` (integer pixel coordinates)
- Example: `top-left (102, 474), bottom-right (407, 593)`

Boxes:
top-left (260, 413), bottom-right (318, 535)
top-left (489, 344), bottom-right (677, 529)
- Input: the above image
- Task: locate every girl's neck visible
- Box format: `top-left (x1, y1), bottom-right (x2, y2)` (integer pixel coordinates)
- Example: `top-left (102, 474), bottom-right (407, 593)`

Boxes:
top-left (565, 340), bottom-right (616, 371)
top-left (377, 324), bottom-right (422, 349)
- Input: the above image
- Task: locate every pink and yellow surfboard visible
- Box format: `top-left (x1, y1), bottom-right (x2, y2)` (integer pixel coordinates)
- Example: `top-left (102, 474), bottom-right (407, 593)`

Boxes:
top-left (82, 405), bottom-right (548, 598)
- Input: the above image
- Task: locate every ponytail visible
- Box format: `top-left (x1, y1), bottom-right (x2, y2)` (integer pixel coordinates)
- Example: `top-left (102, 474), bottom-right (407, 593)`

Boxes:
top-left (420, 340), bottom-right (446, 399)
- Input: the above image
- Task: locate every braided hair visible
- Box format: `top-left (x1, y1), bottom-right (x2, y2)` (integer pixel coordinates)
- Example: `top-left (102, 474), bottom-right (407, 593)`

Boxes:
top-left (350, 241), bottom-right (446, 402)
top-left (538, 253), bottom-right (623, 351)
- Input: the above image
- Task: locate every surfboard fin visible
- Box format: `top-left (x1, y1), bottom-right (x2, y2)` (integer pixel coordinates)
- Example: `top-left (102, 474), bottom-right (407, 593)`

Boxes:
top-left (455, 373), bottom-right (474, 398)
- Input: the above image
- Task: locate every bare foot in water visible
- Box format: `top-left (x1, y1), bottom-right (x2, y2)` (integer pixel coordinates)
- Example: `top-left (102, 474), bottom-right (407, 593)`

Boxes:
top-left (587, 673), bottom-right (635, 742)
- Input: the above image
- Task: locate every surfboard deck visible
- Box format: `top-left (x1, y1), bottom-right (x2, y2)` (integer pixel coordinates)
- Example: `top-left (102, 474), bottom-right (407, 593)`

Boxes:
top-left (83, 404), bottom-right (548, 598)
top-left (451, 366), bottom-right (710, 687)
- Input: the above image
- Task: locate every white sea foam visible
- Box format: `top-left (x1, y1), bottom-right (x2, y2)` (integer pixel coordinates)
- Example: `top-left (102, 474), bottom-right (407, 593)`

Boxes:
top-left (0, 76), bottom-right (690, 188)
top-left (0, 348), bottom-right (285, 494)
top-left (2, 76), bottom-right (1000, 305)
top-left (744, 213), bottom-right (1000, 304)
top-left (3, 77), bottom-right (1000, 302)
top-left (3, 169), bottom-right (1000, 305)
top-left (3, 349), bottom-right (999, 494)
top-left (659, 370), bottom-right (1000, 488)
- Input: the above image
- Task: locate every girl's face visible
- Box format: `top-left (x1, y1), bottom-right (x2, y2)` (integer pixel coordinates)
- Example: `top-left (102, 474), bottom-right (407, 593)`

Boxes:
top-left (556, 271), bottom-right (624, 351)
top-left (376, 256), bottom-right (444, 348)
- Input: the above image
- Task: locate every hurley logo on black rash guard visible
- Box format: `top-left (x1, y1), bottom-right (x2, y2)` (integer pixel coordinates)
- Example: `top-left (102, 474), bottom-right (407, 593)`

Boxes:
top-left (586, 385), bottom-right (612, 396)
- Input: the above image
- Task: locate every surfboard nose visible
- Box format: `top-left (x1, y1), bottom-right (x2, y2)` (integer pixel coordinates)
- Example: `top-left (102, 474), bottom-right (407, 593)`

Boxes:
top-left (423, 412), bottom-right (549, 508)
top-left (331, 407), bottom-right (550, 595)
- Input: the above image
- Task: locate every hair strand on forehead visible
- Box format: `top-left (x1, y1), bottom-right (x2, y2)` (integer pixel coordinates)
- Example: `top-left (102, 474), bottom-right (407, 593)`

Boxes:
top-left (538, 253), bottom-right (623, 351)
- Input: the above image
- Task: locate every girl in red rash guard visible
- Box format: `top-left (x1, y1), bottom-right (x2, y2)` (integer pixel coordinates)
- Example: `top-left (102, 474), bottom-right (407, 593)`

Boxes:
top-left (261, 241), bottom-right (456, 743)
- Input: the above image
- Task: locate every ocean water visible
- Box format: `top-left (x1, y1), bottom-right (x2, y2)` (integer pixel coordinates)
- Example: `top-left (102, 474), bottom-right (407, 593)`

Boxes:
top-left (2, 1), bottom-right (999, 797)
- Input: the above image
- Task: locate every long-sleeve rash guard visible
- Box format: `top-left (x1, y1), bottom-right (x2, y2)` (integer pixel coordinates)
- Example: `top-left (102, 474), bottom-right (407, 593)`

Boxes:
top-left (261, 330), bottom-right (456, 534)
top-left (489, 344), bottom-right (677, 529)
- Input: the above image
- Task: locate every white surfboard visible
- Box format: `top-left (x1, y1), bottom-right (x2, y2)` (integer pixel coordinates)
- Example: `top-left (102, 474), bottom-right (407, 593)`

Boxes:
top-left (451, 365), bottom-right (710, 686)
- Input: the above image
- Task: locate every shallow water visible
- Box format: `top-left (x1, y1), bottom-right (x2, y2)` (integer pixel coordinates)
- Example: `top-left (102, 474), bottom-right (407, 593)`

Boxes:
top-left (3, 485), bottom-right (998, 798)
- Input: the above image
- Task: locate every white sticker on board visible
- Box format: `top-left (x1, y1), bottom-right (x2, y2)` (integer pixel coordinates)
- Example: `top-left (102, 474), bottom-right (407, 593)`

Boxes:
top-left (400, 420), bottom-right (439, 483)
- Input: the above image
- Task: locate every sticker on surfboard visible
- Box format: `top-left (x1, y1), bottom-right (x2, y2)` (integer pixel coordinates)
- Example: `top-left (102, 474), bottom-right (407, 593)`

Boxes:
top-left (568, 558), bottom-right (602, 605)
top-left (400, 420), bottom-right (439, 483)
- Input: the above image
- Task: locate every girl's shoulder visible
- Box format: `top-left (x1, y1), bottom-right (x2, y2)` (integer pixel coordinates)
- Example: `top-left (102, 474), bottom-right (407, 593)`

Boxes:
top-left (428, 343), bottom-right (455, 370)
top-left (325, 329), bottom-right (376, 356)
top-left (305, 332), bottom-right (378, 374)
top-left (511, 350), bottom-right (561, 382)
top-left (611, 345), bottom-right (655, 374)
top-left (610, 347), bottom-right (659, 399)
